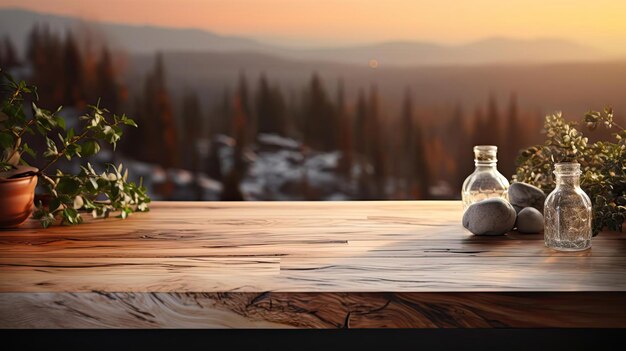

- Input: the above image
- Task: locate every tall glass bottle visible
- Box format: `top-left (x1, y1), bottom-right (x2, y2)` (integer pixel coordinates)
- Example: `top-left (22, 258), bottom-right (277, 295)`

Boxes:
top-left (461, 145), bottom-right (509, 210)
top-left (544, 162), bottom-right (592, 251)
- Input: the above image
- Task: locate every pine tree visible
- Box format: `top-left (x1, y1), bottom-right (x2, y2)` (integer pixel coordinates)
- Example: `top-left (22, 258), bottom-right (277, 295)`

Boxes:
top-left (486, 94), bottom-right (500, 147)
top-left (447, 103), bottom-right (472, 196)
top-left (471, 106), bottom-right (486, 147)
top-left (206, 89), bottom-right (226, 179)
top-left (62, 32), bottom-right (84, 106)
top-left (502, 93), bottom-right (521, 178)
top-left (255, 74), bottom-right (286, 136)
top-left (139, 64), bottom-right (159, 164)
top-left (95, 47), bottom-right (119, 113)
top-left (181, 90), bottom-right (203, 170)
top-left (255, 74), bottom-right (270, 135)
top-left (26, 25), bottom-right (41, 65)
top-left (120, 95), bottom-right (145, 160)
top-left (413, 113), bottom-right (430, 199)
top-left (141, 53), bottom-right (179, 169)
top-left (180, 91), bottom-right (202, 199)
top-left (354, 90), bottom-right (367, 158)
top-left (221, 94), bottom-right (247, 201)
top-left (236, 72), bottom-right (254, 144)
top-left (271, 85), bottom-right (288, 136)
top-left (213, 89), bottom-right (232, 137)
top-left (336, 79), bottom-right (352, 177)
top-left (0, 36), bottom-right (19, 68)
top-left (353, 89), bottom-right (369, 198)
top-left (303, 73), bottom-right (336, 151)
top-left (400, 89), bottom-right (430, 199)
top-left (231, 95), bottom-right (247, 156)
top-left (0, 41), bottom-right (4, 69)
top-left (367, 85), bottom-right (385, 198)
top-left (399, 88), bottom-right (415, 196)
top-left (26, 24), bottom-right (63, 107)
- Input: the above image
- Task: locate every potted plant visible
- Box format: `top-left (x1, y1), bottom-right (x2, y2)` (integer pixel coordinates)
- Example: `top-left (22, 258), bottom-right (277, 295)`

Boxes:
top-left (1, 69), bottom-right (150, 228)
top-left (1, 73), bottom-right (40, 227)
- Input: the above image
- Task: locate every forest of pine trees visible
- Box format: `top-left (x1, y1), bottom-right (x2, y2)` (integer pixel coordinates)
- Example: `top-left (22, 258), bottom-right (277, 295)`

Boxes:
top-left (1, 25), bottom-right (547, 201)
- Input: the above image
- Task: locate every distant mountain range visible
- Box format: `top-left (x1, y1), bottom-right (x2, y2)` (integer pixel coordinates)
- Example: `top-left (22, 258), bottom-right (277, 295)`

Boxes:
top-left (0, 8), bottom-right (612, 66)
top-left (127, 51), bottom-right (626, 118)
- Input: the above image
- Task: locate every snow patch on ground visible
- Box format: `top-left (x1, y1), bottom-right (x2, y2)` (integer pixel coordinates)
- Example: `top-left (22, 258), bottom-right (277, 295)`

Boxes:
top-left (107, 133), bottom-right (359, 201)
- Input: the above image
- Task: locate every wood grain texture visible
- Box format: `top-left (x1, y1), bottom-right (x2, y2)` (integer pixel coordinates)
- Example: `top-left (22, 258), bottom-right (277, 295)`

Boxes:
top-left (2, 292), bottom-right (625, 328)
top-left (1, 201), bottom-right (625, 328)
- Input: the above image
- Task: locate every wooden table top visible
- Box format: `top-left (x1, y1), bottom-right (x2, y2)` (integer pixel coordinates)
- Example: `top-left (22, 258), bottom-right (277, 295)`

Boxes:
top-left (2, 201), bottom-right (625, 293)
top-left (1, 201), bottom-right (625, 328)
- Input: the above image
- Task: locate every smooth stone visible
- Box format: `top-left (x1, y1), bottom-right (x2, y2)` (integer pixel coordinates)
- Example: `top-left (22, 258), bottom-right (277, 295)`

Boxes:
top-left (516, 207), bottom-right (544, 233)
top-left (463, 198), bottom-right (517, 236)
top-left (508, 182), bottom-right (546, 214)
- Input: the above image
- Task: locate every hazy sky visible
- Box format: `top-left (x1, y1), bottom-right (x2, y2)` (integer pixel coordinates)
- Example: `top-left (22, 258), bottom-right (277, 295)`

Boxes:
top-left (2, 0), bottom-right (626, 52)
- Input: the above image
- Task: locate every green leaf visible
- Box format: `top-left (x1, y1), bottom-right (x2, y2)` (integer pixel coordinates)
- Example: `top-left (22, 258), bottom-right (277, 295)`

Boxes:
top-left (81, 140), bottom-right (100, 156)
top-left (0, 162), bottom-right (12, 171)
top-left (61, 208), bottom-right (82, 225)
top-left (0, 132), bottom-right (13, 149)
top-left (40, 213), bottom-right (55, 228)
top-left (56, 177), bottom-right (80, 195)
top-left (88, 177), bottom-right (99, 191)
top-left (43, 137), bottom-right (58, 157)
top-left (65, 143), bottom-right (82, 159)
top-left (49, 198), bottom-right (62, 212)
top-left (73, 195), bottom-right (84, 210)
top-left (4, 71), bottom-right (16, 83)
top-left (121, 116), bottom-right (138, 127)
top-left (22, 143), bottom-right (36, 159)
top-left (55, 115), bottom-right (66, 130)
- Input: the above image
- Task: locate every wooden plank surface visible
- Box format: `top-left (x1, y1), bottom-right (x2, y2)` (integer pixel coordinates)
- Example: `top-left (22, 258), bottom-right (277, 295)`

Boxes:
top-left (1, 201), bottom-right (625, 328)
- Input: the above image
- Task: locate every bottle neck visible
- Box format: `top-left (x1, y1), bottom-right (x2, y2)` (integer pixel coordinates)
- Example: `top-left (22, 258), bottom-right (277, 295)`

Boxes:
top-left (473, 146), bottom-right (498, 169)
top-left (555, 174), bottom-right (580, 188)
top-left (475, 160), bottom-right (497, 169)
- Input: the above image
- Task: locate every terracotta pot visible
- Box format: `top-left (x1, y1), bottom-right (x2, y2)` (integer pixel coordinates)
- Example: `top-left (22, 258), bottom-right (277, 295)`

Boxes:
top-left (0, 174), bottom-right (38, 228)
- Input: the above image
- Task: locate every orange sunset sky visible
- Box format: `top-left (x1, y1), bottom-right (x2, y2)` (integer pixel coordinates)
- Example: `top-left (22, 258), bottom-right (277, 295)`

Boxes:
top-left (1, 0), bottom-right (625, 53)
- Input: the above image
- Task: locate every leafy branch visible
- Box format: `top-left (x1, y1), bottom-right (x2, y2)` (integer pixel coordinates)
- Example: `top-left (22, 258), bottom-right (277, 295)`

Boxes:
top-left (38, 102), bottom-right (135, 173)
top-left (1, 68), bottom-right (150, 228)
top-left (33, 163), bottom-right (150, 227)
top-left (516, 107), bottom-right (626, 235)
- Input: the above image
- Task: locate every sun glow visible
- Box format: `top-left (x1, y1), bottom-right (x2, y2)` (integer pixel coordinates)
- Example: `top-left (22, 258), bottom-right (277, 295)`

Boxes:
top-left (1, 0), bottom-right (625, 53)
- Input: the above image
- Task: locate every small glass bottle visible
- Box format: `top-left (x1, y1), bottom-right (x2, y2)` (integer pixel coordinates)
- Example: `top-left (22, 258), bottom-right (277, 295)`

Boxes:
top-left (544, 162), bottom-right (592, 251)
top-left (461, 145), bottom-right (509, 210)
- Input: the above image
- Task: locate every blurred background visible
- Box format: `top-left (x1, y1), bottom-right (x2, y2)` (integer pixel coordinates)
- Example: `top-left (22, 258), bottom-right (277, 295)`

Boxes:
top-left (1, 0), bottom-right (625, 201)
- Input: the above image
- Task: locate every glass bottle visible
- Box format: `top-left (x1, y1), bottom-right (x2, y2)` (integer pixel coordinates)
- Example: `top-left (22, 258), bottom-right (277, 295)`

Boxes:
top-left (544, 162), bottom-right (592, 251)
top-left (461, 145), bottom-right (509, 210)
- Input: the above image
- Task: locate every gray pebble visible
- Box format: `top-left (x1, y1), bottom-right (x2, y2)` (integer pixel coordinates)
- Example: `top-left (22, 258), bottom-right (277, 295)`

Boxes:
top-left (508, 182), bottom-right (546, 214)
top-left (463, 198), bottom-right (517, 236)
top-left (516, 207), bottom-right (544, 233)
